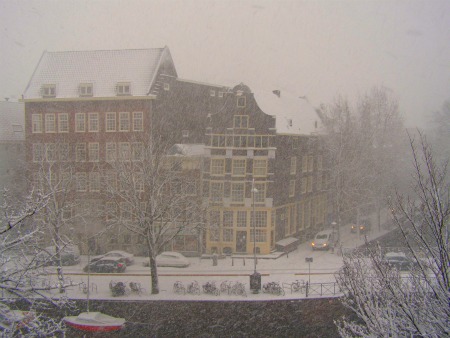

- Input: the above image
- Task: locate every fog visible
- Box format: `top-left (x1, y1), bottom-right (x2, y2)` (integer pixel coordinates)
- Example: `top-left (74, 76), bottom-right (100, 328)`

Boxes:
top-left (1, 0), bottom-right (450, 126)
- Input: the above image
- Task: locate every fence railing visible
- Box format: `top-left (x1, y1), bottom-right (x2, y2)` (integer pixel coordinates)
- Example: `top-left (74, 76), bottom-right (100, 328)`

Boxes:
top-left (305, 282), bottom-right (341, 297)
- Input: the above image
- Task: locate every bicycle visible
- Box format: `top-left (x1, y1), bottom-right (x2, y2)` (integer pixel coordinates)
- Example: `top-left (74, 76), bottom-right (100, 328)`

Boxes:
top-left (173, 281), bottom-right (186, 295)
top-left (186, 281), bottom-right (201, 295)
top-left (202, 281), bottom-right (220, 296)
top-left (229, 281), bottom-right (247, 297)
top-left (129, 281), bottom-right (146, 295)
top-left (220, 280), bottom-right (231, 294)
top-left (262, 281), bottom-right (285, 296)
top-left (291, 279), bottom-right (306, 294)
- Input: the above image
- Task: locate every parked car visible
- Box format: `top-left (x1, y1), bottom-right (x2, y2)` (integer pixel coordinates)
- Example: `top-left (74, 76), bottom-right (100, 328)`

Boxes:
top-left (35, 245), bottom-right (80, 266)
top-left (143, 251), bottom-right (190, 267)
top-left (311, 230), bottom-right (338, 251)
top-left (382, 252), bottom-right (419, 271)
top-left (83, 257), bottom-right (126, 273)
top-left (90, 250), bottom-right (134, 265)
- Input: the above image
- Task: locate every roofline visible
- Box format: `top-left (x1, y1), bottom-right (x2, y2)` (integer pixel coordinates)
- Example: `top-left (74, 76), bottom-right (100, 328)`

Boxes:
top-left (147, 46), bottom-right (168, 95)
top-left (20, 95), bottom-right (157, 103)
top-left (23, 50), bottom-right (46, 97)
top-left (176, 77), bottom-right (230, 89)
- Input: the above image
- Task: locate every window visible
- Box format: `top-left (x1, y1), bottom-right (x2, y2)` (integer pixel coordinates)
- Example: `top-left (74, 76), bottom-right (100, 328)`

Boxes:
top-left (301, 177), bottom-right (307, 194)
top-left (317, 155), bottom-right (323, 170)
top-left (75, 113), bottom-right (85, 132)
top-left (210, 158), bottom-right (225, 175)
top-left (182, 130), bottom-right (189, 138)
top-left (210, 89), bottom-right (215, 97)
top-left (59, 143), bottom-right (69, 161)
top-left (88, 143), bottom-right (99, 162)
top-left (237, 211), bottom-right (247, 227)
top-left (253, 183), bottom-right (265, 203)
top-left (119, 142), bottom-right (130, 161)
top-left (289, 180), bottom-right (296, 197)
top-left (250, 229), bottom-right (266, 242)
top-left (133, 112), bottom-right (143, 131)
top-left (105, 171), bottom-right (117, 191)
top-left (218, 91), bottom-right (224, 98)
top-left (59, 113), bottom-right (68, 132)
top-left (233, 115), bottom-right (248, 128)
top-left (120, 202), bottom-right (132, 220)
top-left (290, 157), bottom-right (297, 175)
top-left (308, 155), bottom-right (314, 172)
top-left (45, 143), bottom-right (57, 161)
top-left (45, 114), bottom-right (56, 133)
top-left (89, 172), bottom-right (100, 192)
top-left (32, 143), bottom-right (44, 162)
top-left (254, 135), bottom-right (270, 148)
top-left (163, 83), bottom-right (170, 91)
top-left (232, 159), bottom-right (246, 176)
top-left (253, 159), bottom-right (267, 177)
top-left (233, 135), bottom-right (248, 147)
top-left (237, 96), bottom-right (246, 107)
top-left (106, 142), bottom-right (116, 162)
top-left (251, 211), bottom-right (267, 228)
top-left (32, 114), bottom-right (42, 133)
top-left (88, 113), bottom-right (99, 132)
top-left (212, 135), bottom-right (226, 147)
top-left (210, 182), bottom-right (223, 202)
top-left (209, 226), bottom-right (220, 242)
top-left (116, 82), bottom-right (131, 95)
top-left (119, 112), bottom-right (129, 131)
top-left (307, 176), bottom-right (313, 192)
top-left (302, 155), bottom-right (308, 173)
top-left (223, 211), bottom-right (233, 227)
top-left (185, 181), bottom-right (197, 196)
top-left (106, 112), bottom-right (116, 132)
top-left (75, 143), bottom-right (86, 162)
top-left (223, 229), bottom-right (233, 242)
top-left (231, 183), bottom-right (245, 203)
top-left (131, 142), bottom-right (143, 161)
top-left (41, 84), bottom-right (56, 97)
top-left (79, 83), bottom-right (93, 96)
top-left (76, 172), bottom-right (87, 191)
top-left (316, 174), bottom-right (322, 191)
top-left (135, 172), bottom-right (144, 192)
top-left (292, 137), bottom-right (299, 149)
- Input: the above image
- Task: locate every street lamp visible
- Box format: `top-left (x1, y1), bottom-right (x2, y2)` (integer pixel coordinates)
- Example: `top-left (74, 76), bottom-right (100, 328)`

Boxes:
top-left (250, 179), bottom-right (261, 293)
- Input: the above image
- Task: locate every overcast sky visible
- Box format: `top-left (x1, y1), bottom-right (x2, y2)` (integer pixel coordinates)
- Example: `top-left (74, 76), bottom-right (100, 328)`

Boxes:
top-left (1, 0), bottom-right (449, 127)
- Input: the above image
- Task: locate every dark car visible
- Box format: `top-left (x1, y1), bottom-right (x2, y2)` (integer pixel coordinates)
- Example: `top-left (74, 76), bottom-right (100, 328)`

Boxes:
top-left (382, 252), bottom-right (419, 271)
top-left (36, 245), bottom-right (81, 266)
top-left (83, 258), bottom-right (126, 273)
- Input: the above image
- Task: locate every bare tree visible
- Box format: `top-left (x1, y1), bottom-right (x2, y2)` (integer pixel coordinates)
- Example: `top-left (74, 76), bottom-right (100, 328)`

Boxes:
top-left (335, 131), bottom-right (449, 337)
top-left (0, 189), bottom-right (69, 336)
top-left (102, 134), bottom-right (205, 294)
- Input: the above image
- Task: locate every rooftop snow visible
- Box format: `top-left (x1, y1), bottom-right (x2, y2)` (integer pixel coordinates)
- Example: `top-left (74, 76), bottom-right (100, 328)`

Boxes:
top-left (23, 48), bottom-right (171, 99)
top-left (253, 89), bottom-right (323, 136)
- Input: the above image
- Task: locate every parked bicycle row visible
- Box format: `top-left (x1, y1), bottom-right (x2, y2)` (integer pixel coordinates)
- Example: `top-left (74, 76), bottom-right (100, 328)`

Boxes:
top-left (173, 280), bottom-right (247, 297)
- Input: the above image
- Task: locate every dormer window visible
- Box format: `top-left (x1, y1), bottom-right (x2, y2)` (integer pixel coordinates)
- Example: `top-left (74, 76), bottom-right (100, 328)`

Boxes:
top-left (164, 83), bottom-right (170, 91)
top-left (79, 83), bottom-right (93, 97)
top-left (41, 84), bottom-right (56, 98)
top-left (116, 82), bottom-right (131, 96)
top-left (237, 96), bottom-right (246, 108)
top-left (210, 90), bottom-right (216, 97)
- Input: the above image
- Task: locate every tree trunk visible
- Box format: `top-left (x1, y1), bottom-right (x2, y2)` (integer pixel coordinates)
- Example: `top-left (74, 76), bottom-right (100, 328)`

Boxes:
top-left (149, 255), bottom-right (159, 294)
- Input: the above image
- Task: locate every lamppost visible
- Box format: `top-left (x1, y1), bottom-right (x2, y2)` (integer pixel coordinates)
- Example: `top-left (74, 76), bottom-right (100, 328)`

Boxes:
top-left (250, 179), bottom-right (261, 293)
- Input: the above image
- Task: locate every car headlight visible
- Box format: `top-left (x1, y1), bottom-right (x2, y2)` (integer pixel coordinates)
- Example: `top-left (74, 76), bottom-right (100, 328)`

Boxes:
top-left (311, 243), bottom-right (315, 246)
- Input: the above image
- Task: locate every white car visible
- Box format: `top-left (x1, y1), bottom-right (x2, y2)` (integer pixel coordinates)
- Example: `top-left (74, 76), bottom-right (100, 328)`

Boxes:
top-left (143, 252), bottom-right (190, 268)
top-left (91, 250), bottom-right (134, 265)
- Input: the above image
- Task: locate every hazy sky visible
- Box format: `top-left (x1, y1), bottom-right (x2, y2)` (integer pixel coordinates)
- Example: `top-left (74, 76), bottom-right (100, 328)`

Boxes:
top-left (1, 0), bottom-right (449, 127)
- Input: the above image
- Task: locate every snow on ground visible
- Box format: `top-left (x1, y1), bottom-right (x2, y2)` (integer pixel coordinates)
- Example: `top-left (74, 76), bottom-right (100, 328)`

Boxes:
top-left (41, 223), bottom-right (391, 302)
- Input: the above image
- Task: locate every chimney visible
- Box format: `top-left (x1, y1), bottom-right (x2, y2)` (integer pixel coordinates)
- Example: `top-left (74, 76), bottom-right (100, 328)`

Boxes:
top-left (272, 90), bottom-right (280, 98)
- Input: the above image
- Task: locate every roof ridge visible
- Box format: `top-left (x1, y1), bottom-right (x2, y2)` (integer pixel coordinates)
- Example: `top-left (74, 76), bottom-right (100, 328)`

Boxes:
top-left (45, 48), bottom-right (165, 54)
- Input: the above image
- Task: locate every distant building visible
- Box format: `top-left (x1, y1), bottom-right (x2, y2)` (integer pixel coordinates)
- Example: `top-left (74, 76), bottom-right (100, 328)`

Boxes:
top-left (22, 47), bottom-right (327, 255)
top-left (0, 101), bottom-right (26, 199)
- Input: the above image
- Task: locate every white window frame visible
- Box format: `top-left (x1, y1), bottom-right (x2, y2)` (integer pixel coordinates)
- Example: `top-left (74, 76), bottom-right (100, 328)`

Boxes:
top-left (106, 142), bottom-right (116, 162)
top-left (105, 112), bottom-right (116, 132)
top-left (210, 159), bottom-right (225, 176)
top-left (210, 89), bottom-right (216, 97)
top-left (45, 143), bottom-right (57, 161)
top-left (88, 113), bottom-right (99, 132)
top-left (253, 159), bottom-right (267, 177)
top-left (45, 114), bottom-right (56, 133)
top-left (88, 142), bottom-right (99, 162)
top-left (32, 114), bottom-right (42, 133)
top-left (254, 182), bottom-right (266, 203)
top-left (119, 142), bottom-right (130, 161)
top-left (32, 143), bottom-right (44, 162)
top-left (233, 115), bottom-right (249, 129)
top-left (58, 113), bottom-right (69, 133)
top-left (75, 113), bottom-right (86, 132)
top-left (232, 159), bottom-right (246, 176)
top-left (290, 157), bottom-right (297, 175)
top-left (116, 82), bottom-right (131, 96)
top-left (41, 84), bottom-right (56, 97)
top-left (209, 182), bottom-right (223, 203)
top-left (119, 112), bottom-right (130, 131)
top-left (59, 143), bottom-right (69, 161)
top-left (231, 182), bottom-right (245, 203)
top-left (164, 83), bottom-right (170, 91)
top-left (131, 142), bottom-right (143, 161)
top-left (132, 112), bottom-right (143, 131)
top-left (75, 143), bottom-right (86, 162)
top-left (237, 96), bottom-right (246, 108)
top-left (79, 83), bottom-right (93, 97)
top-left (76, 172), bottom-right (87, 192)
top-left (289, 180), bottom-right (296, 197)
top-left (89, 172), bottom-right (100, 192)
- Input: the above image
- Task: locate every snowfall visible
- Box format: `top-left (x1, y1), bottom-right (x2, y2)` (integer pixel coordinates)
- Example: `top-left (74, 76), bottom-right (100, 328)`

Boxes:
top-left (39, 221), bottom-right (391, 302)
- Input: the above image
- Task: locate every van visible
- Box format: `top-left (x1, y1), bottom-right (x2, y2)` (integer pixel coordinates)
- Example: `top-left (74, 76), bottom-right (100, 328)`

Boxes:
top-left (311, 229), bottom-right (338, 251)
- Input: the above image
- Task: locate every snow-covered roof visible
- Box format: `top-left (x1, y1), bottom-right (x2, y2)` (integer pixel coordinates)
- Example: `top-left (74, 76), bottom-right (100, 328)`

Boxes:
top-left (168, 144), bottom-right (205, 156)
top-left (0, 101), bottom-right (24, 142)
top-left (23, 47), bottom-right (175, 99)
top-left (253, 89), bottom-right (323, 136)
